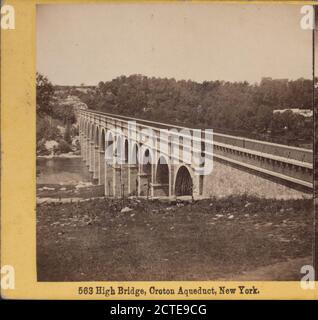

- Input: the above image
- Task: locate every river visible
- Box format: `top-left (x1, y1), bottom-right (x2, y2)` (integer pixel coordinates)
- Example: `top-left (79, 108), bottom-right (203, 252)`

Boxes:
top-left (37, 157), bottom-right (92, 185)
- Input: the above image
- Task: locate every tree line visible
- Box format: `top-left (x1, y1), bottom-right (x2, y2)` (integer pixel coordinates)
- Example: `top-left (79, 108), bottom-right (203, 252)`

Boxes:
top-left (36, 73), bottom-right (78, 155)
top-left (37, 73), bottom-right (314, 148)
top-left (73, 74), bottom-right (313, 147)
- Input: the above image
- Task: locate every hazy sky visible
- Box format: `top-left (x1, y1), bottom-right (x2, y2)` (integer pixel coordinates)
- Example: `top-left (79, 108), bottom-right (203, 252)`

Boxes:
top-left (37, 3), bottom-right (313, 85)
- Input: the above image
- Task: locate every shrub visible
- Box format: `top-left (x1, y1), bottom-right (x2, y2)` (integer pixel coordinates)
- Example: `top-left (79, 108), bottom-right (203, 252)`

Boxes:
top-left (36, 140), bottom-right (51, 156)
top-left (57, 139), bottom-right (73, 154)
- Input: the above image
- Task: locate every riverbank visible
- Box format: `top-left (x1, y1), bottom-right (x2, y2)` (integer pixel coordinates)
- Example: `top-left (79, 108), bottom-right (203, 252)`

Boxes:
top-left (37, 183), bottom-right (104, 200)
top-left (37, 152), bottom-right (81, 159)
top-left (37, 195), bottom-right (314, 281)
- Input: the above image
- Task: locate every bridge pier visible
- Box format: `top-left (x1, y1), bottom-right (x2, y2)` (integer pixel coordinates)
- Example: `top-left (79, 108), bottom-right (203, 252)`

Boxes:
top-left (89, 141), bottom-right (95, 172)
top-left (128, 165), bottom-right (138, 196)
top-left (138, 173), bottom-right (151, 197)
top-left (111, 165), bottom-right (129, 198)
top-left (169, 164), bottom-right (177, 197)
top-left (92, 145), bottom-right (99, 182)
top-left (105, 162), bottom-right (114, 197)
top-left (99, 151), bottom-right (105, 185)
top-left (113, 165), bottom-right (122, 197)
top-left (122, 164), bottom-right (129, 197)
top-left (195, 174), bottom-right (203, 197)
top-left (152, 183), bottom-right (169, 197)
top-left (85, 138), bottom-right (90, 166)
top-left (81, 134), bottom-right (87, 161)
top-left (138, 158), bottom-right (154, 197)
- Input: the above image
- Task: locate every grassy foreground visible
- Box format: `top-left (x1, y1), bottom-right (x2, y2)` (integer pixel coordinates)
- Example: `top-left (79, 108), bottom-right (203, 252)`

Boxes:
top-left (37, 196), bottom-right (314, 281)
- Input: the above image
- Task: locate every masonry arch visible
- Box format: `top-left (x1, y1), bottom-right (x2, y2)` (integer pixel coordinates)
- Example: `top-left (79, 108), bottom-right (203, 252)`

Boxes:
top-left (130, 142), bottom-right (139, 165)
top-left (83, 120), bottom-right (88, 136)
top-left (141, 148), bottom-right (153, 176)
top-left (87, 121), bottom-right (91, 135)
top-left (156, 155), bottom-right (170, 185)
top-left (114, 134), bottom-right (125, 164)
top-left (104, 130), bottom-right (114, 196)
top-left (128, 142), bottom-right (140, 195)
top-left (98, 128), bottom-right (106, 185)
top-left (90, 122), bottom-right (94, 137)
top-left (139, 147), bottom-right (153, 196)
top-left (174, 165), bottom-right (193, 196)
top-left (94, 126), bottom-right (100, 145)
top-left (124, 139), bottom-right (129, 164)
top-left (100, 128), bottom-right (106, 151)
top-left (106, 130), bottom-right (114, 145)
top-left (89, 123), bottom-right (95, 140)
top-left (105, 130), bottom-right (114, 163)
top-left (179, 135), bottom-right (183, 161)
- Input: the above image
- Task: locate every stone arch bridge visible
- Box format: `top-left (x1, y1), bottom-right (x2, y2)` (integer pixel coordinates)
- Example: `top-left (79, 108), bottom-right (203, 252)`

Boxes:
top-left (78, 109), bottom-right (313, 199)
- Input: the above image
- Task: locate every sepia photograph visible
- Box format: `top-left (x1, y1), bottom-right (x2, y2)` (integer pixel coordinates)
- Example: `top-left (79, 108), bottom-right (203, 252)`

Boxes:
top-left (35, 3), bottom-right (315, 282)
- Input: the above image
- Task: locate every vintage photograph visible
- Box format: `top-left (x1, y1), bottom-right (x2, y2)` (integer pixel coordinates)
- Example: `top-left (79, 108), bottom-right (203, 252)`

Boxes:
top-left (36, 3), bottom-right (315, 281)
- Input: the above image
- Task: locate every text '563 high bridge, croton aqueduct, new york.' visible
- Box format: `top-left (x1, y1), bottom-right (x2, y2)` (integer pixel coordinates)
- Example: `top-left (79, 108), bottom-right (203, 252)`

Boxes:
top-left (78, 109), bottom-right (313, 200)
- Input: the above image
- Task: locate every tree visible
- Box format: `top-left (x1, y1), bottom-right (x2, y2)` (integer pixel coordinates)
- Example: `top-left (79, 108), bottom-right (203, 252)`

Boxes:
top-left (64, 122), bottom-right (72, 144)
top-left (71, 74), bottom-right (313, 146)
top-left (36, 72), bottom-right (54, 115)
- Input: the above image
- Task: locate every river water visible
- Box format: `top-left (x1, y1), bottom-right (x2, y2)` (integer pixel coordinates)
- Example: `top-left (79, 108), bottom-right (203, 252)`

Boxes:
top-left (37, 157), bottom-right (92, 185)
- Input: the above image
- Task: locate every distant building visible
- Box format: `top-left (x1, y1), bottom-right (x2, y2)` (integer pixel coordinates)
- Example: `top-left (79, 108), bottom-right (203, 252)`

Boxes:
top-left (261, 77), bottom-right (288, 84)
top-left (273, 108), bottom-right (313, 118)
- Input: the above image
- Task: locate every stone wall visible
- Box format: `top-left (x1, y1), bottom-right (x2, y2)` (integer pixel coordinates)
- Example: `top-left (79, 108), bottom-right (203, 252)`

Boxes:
top-left (203, 160), bottom-right (312, 200)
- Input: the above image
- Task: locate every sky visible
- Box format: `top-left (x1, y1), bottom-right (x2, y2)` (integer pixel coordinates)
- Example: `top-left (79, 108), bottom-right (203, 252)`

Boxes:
top-left (36, 3), bottom-right (313, 86)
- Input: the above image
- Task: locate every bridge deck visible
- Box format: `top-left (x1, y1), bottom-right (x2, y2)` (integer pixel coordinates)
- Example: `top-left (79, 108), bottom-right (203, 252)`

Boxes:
top-left (82, 109), bottom-right (312, 162)
top-left (79, 109), bottom-right (313, 190)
